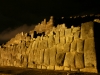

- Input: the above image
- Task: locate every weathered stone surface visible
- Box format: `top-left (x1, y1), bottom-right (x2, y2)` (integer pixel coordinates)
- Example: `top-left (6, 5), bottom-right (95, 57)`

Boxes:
top-left (40, 49), bottom-right (44, 64)
top-left (28, 51), bottom-right (34, 63)
top-left (56, 44), bottom-right (64, 53)
top-left (54, 36), bottom-right (60, 44)
top-left (42, 65), bottom-right (47, 69)
top-left (56, 53), bottom-right (66, 66)
top-left (50, 46), bottom-right (56, 65)
top-left (6, 60), bottom-right (9, 66)
top-left (84, 38), bottom-right (97, 68)
top-left (31, 41), bottom-right (35, 49)
top-left (32, 41), bottom-right (38, 49)
top-left (81, 21), bottom-right (94, 39)
top-left (66, 36), bottom-right (73, 43)
top-left (39, 41), bottom-right (44, 49)
top-left (77, 39), bottom-right (84, 52)
top-left (16, 53), bottom-right (22, 60)
top-left (47, 65), bottom-right (55, 70)
top-left (80, 68), bottom-right (97, 73)
top-left (71, 68), bottom-right (79, 72)
top-left (55, 30), bottom-right (60, 36)
top-left (64, 52), bottom-right (75, 68)
top-left (72, 27), bottom-right (80, 33)
top-left (0, 17), bottom-right (98, 73)
top-left (14, 61), bottom-right (17, 66)
top-left (70, 40), bottom-right (77, 52)
top-left (74, 31), bottom-right (80, 39)
top-left (37, 64), bottom-right (41, 69)
top-left (36, 50), bottom-right (40, 64)
top-left (55, 66), bottom-right (64, 70)
top-left (60, 28), bottom-right (65, 37)
top-left (63, 43), bottom-right (70, 52)
top-left (65, 28), bottom-right (71, 36)
top-left (44, 49), bottom-right (50, 65)
top-left (64, 67), bottom-right (71, 71)
top-left (75, 53), bottom-right (84, 68)
top-left (42, 40), bottom-right (48, 48)
top-left (28, 63), bottom-right (36, 68)
top-left (60, 36), bottom-right (66, 44)
top-left (48, 35), bottom-right (54, 48)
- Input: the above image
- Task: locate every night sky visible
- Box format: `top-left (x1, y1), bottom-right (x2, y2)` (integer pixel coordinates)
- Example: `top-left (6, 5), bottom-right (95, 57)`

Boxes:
top-left (0, 0), bottom-right (100, 45)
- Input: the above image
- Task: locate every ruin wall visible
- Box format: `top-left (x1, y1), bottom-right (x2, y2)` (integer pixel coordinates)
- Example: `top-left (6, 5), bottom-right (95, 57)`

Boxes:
top-left (0, 17), bottom-right (97, 73)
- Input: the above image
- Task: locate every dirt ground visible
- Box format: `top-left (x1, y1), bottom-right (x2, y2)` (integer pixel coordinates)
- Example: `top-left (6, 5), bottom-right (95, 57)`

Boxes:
top-left (0, 66), bottom-right (99, 75)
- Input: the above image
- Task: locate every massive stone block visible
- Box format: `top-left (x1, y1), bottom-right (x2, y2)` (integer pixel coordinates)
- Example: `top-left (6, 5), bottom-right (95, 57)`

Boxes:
top-left (70, 40), bottom-right (77, 52)
top-left (42, 65), bottom-right (47, 69)
top-left (75, 53), bottom-right (84, 68)
top-left (56, 53), bottom-right (66, 66)
top-left (60, 28), bottom-right (65, 37)
top-left (84, 38), bottom-right (97, 68)
top-left (40, 49), bottom-right (44, 64)
top-left (66, 36), bottom-right (73, 43)
top-left (55, 66), bottom-right (64, 70)
top-left (28, 62), bottom-right (36, 68)
top-left (54, 36), bottom-right (60, 44)
top-left (77, 39), bottom-right (84, 52)
top-left (60, 36), bottom-right (66, 44)
top-left (47, 65), bottom-right (55, 70)
top-left (74, 31), bottom-right (80, 39)
top-left (55, 30), bottom-right (60, 36)
top-left (37, 64), bottom-right (42, 69)
top-left (72, 27), bottom-right (80, 33)
top-left (56, 44), bottom-right (64, 53)
top-left (50, 45), bottom-right (56, 65)
top-left (28, 50), bottom-right (34, 63)
top-left (63, 43), bottom-right (70, 52)
top-left (65, 28), bottom-right (71, 36)
top-left (48, 35), bottom-right (54, 48)
top-left (80, 68), bottom-right (97, 73)
top-left (36, 41), bottom-right (39, 49)
top-left (16, 53), bottom-right (22, 60)
top-left (42, 40), bottom-right (48, 49)
top-left (64, 52), bottom-right (75, 68)
top-left (39, 41), bottom-right (44, 49)
top-left (35, 50), bottom-right (40, 64)
top-left (44, 49), bottom-right (50, 65)
top-left (64, 67), bottom-right (71, 71)
top-left (81, 21), bottom-right (94, 39)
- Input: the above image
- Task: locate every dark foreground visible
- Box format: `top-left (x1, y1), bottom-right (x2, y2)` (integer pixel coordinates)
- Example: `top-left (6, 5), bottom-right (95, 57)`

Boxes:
top-left (0, 67), bottom-right (99, 75)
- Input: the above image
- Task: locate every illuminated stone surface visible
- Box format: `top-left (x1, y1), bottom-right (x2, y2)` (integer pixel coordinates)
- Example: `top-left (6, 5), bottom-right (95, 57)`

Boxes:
top-left (84, 38), bottom-right (97, 68)
top-left (75, 53), bottom-right (84, 68)
top-left (44, 49), bottom-right (50, 65)
top-left (49, 46), bottom-right (56, 65)
top-left (76, 39), bottom-right (84, 52)
top-left (56, 53), bottom-right (66, 66)
top-left (81, 21), bottom-right (94, 39)
top-left (0, 16), bottom-right (98, 73)
top-left (64, 52), bottom-right (75, 68)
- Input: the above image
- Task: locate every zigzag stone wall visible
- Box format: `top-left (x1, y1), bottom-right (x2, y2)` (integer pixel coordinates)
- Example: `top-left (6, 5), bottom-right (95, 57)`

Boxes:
top-left (0, 20), bottom-right (97, 73)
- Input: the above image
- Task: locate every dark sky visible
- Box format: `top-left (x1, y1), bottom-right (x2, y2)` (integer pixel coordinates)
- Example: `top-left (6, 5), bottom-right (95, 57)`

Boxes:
top-left (0, 0), bottom-right (100, 45)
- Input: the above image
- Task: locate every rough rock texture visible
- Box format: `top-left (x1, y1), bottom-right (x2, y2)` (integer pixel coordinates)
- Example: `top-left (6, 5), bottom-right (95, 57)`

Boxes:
top-left (0, 15), bottom-right (99, 73)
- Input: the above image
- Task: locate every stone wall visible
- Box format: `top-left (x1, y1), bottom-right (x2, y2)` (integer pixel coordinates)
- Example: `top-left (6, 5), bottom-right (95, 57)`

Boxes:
top-left (0, 17), bottom-right (98, 73)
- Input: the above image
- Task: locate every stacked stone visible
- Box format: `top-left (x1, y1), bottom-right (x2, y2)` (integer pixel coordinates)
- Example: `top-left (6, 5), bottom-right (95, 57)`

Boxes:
top-left (25, 21), bottom-right (97, 73)
top-left (0, 17), bottom-right (97, 73)
top-left (80, 21), bottom-right (97, 73)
